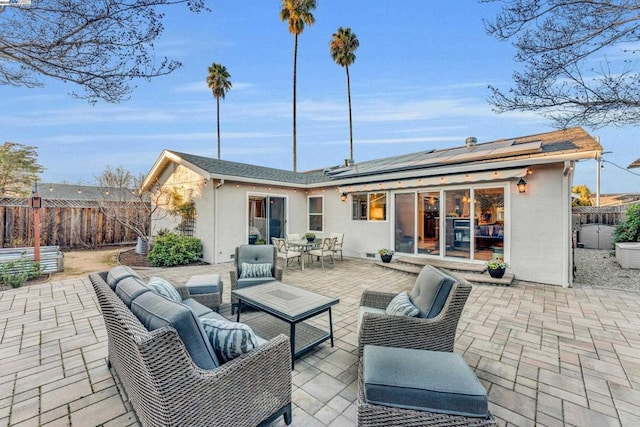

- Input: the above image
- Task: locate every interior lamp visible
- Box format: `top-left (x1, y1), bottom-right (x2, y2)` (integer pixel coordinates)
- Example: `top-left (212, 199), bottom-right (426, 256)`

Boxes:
top-left (517, 177), bottom-right (527, 193)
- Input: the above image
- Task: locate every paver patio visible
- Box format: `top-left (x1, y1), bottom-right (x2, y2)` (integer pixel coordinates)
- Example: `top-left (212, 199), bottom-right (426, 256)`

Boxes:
top-left (1, 258), bottom-right (640, 426)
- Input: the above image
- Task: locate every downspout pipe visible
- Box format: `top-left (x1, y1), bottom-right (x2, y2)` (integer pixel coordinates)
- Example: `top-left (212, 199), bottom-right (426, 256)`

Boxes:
top-left (213, 179), bottom-right (224, 264)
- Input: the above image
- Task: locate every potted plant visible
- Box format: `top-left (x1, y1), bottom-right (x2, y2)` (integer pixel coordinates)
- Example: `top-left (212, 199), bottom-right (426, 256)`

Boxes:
top-left (304, 232), bottom-right (316, 242)
top-left (486, 257), bottom-right (508, 278)
top-left (378, 248), bottom-right (394, 263)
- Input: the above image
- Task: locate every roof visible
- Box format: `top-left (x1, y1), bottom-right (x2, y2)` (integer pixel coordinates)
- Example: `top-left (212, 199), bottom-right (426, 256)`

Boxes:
top-left (143, 127), bottom-right (602, 189)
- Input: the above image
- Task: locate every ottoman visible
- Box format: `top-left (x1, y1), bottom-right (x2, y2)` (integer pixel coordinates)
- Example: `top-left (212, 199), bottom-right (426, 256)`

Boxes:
top-left (358, 345), bottom-right (496, 426)
top-left (186, 274), bottom-right (223, 312)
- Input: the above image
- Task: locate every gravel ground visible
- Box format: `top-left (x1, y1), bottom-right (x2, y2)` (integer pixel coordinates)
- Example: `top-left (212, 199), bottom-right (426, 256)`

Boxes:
top-left (574, 248), bottom-right (640, 291)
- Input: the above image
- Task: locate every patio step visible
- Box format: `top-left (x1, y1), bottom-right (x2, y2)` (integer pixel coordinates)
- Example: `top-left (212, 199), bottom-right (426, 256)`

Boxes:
top-left (374, 261), bottom-right (422, 274)
top-left (395, 257), bottom-right (487, 273)
top-left (379, 257), bottom-right (514, 286)
top-left (457, 271), bottom-right (515, 286)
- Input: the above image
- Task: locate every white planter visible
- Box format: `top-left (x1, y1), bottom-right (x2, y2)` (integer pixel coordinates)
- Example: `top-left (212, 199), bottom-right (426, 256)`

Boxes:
top-left (615, 242), bottom-right (640, 269)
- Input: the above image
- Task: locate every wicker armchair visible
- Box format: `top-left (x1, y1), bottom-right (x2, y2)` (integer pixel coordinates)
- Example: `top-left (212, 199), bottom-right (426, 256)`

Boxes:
top-left (230, 244), bottom-right (283, 314)
top-left (357, 266), bottom-right (472, 358)
top-left (90, 271), bottom-right (292, 427)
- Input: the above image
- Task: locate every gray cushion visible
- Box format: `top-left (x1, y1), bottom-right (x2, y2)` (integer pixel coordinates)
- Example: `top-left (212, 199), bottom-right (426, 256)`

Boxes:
top-left (201, 318), bottom-right (259, 362)
top-left (236, 244), bottom-right (275, 276)
top-left (131, 292), bottom-right (220, 369)
top-left (200, 311), bottom-right (228, 322)
top-left (106, 266), bottom-right (141, 290)
top-left (237, 277), bottom-right (277, 288)
top-left (409, 265), bottom-right (456, 318)
top-left (182, 298), bottom-right (214, 318)
top-left (386, 291), bottom-right (420, 317)
top-left (115, 277), bottom-right (150, 308)
top-left (186, 274), bottom-right (222, 295)
top-left (363, 345), bottom-right (489, 418)
top-left (147, 276), bottom-right (182, 302)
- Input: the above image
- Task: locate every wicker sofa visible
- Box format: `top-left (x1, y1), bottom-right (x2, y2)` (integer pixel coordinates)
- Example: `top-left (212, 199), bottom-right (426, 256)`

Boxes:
top-left (89, 267), bottom-right (292, 427)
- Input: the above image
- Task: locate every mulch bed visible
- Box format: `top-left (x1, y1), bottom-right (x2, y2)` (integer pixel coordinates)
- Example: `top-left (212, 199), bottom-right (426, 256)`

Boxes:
top-left (117, 248), bottom-right (154, 268)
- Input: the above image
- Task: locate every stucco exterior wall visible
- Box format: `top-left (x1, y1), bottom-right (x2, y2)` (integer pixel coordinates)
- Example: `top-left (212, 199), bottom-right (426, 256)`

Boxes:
top-left (509, 164), bottom-right (570, 286)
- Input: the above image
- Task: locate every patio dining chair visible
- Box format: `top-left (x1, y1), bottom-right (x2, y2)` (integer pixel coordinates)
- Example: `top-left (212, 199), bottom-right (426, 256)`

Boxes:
top-left (308, 236), bottom-right (337, 269)
top-left (272, 237), bottom-right (302, 269)
top-left (330, 232), bottom-right (344, 260)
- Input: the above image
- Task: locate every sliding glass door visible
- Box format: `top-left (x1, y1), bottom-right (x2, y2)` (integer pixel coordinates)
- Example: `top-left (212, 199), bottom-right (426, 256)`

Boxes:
top-left (248, 195), bottom-right (286, 245)
top-left (393, 186), bottom-right (505, 261)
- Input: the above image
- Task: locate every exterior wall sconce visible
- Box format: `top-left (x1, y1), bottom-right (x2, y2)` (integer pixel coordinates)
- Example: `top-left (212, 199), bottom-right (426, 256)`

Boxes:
top-left (517, 177), bottom-right (527, 193)
top-left (340, 192), bottom-right (348, 202)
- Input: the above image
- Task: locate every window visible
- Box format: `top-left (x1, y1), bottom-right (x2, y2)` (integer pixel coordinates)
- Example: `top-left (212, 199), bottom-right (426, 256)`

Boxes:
top-left (351, 192), bottom-right (387, 221)
top-left (369, 193), bottom-right (387, 221)
top-left (308, 196), bottom-right (323, 232)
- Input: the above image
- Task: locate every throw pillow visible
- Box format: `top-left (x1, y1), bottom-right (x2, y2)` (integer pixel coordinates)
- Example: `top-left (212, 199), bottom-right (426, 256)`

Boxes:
top-left (240, 262), bottom-right (272, 279)
top-left (386, 291), bottom-right (420, 317)
top-left (147, 276), bottom-right (182, 302)
top-left (200, 318), bottom-right (259, 362)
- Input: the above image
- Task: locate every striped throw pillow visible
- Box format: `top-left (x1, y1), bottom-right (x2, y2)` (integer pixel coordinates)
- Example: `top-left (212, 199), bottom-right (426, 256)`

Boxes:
top-left (240, 262), bottom-right (272, 278)
top-left (386, 291), bottom-right (420, 317)
top-left (201, 318), bottom-right (259, 362)
top-left (147, 276), bottom-right (182, 302)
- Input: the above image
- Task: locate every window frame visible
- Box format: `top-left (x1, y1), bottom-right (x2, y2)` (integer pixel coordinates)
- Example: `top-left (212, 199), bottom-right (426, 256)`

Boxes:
top-left (307, 195), bottom-right (324, 232)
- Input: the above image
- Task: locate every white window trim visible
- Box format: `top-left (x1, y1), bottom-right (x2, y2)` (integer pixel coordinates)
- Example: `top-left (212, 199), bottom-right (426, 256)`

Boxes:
top-left (307, 194), bottom-right (324, 232)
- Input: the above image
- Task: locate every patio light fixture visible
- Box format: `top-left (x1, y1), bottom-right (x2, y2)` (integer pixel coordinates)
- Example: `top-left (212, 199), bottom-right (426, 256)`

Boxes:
top-left (341, 192), bottom-right (348, 202)
top-left (517, 177), bottom-right (527, 193)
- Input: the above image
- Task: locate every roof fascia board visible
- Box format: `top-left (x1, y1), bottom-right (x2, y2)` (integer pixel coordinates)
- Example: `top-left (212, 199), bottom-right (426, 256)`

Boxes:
top-left (206, 173), bottom-right (306, 189)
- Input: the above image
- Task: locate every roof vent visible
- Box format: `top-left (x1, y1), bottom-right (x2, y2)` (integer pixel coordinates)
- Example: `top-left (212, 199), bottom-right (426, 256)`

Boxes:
top-left (465, 137), bottom-right (477, 148)
top-left (344, 158), bottom-right (354, 167)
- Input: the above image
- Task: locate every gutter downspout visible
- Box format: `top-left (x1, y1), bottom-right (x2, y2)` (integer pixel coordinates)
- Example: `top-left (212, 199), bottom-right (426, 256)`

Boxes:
top-left (213, 179), bottom-right (224, 264)
top-left (563, 160), bottom-right (574, 288)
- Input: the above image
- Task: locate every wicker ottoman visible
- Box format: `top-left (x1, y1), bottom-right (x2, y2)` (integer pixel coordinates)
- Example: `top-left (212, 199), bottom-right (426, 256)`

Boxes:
top-left (358, 345), bottom-right (497, 426)
top-left (186, 274), bottom-right (223, 312)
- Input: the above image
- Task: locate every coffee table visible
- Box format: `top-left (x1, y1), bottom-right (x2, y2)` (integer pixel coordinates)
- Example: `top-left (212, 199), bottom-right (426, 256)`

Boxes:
top-left (232, 281), bottom-right (339, 367)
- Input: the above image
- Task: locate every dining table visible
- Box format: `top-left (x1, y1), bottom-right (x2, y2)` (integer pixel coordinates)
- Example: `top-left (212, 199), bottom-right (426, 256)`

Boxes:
top-left (286, 238), bottom-right (321, 270)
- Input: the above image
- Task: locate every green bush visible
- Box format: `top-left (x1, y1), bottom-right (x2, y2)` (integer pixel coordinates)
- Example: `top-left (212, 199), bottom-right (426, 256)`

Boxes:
top-left (613, 203), bottom-right (640, 250)
top-left (148, 233), bottom-right (203, 267)
top-left (0, 260), bottom-right (41, 288)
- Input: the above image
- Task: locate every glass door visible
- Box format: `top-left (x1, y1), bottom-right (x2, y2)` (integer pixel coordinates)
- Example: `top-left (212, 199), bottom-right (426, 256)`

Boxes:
top-left (394, 193), bottom-right (415, 253)
top-left (248, 195), bottom-right (286, 244)
top-left (444, 189), bottom-right (471, 259)
top-left (418, 192), bottom-right (440, 255)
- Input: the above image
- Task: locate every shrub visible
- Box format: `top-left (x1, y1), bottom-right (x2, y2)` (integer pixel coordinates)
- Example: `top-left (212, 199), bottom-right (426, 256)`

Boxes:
top-left (0, 260), bottom-right (41, 288)
top-left (148, 233), bottom-right (203, 267)
top-left (613, 204), bottom-right (640, 249)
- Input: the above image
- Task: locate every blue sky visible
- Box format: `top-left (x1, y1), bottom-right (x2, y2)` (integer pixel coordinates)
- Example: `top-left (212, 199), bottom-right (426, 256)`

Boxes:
top-left (2, 0), bottom-right (639, 194)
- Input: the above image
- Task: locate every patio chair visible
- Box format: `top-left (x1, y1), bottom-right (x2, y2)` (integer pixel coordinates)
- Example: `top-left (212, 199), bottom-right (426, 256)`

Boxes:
top-left (230, 244), bottom-right (283, 314)
top-left (272, 237), bottom-right (302, 269)
top-left (330, 232), bottom-right (344, 260)
top-left (357, 265), bottom-right (472, 358)
top-left (308, 236), bottom-right (337, 269)
top-left (287, 233), bottom-right (301, 241)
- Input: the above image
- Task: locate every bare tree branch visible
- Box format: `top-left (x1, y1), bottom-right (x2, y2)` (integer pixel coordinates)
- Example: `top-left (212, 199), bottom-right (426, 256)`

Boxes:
top-left (483, 0), bottom-right (640, 127)
top-left (0, 0), bottom-right (208, 103)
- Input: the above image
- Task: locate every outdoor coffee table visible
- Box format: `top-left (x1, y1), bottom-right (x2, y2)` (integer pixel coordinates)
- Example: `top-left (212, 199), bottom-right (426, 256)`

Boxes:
top-left (232, 281), bottom-right (339, 367)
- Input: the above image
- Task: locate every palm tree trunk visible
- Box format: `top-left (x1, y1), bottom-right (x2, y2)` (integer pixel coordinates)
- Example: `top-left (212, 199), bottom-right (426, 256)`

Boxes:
top-left (346, 65), bottom-right (353, 162)
top-left (216, 97), bottom-right (221, 160)
top-left (292, 34), bottom-right (298, 172)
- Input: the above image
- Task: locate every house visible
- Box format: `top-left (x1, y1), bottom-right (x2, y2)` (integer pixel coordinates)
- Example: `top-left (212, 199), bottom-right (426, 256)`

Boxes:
top-left (142, 127), bottom-right (602, 287)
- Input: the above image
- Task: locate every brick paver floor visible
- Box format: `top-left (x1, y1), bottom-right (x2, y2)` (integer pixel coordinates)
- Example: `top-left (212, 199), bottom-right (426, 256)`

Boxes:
top-left (1, 258), bottom-right (639, 426)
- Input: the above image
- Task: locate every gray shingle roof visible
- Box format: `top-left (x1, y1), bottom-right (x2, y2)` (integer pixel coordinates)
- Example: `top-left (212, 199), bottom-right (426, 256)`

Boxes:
top-left (165, 127), bottom-right (600, 185)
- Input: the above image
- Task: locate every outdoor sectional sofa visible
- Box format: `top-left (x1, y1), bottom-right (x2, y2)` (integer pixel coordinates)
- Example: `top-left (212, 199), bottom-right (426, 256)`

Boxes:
top-left (89, 266), bottom-right (292, 427)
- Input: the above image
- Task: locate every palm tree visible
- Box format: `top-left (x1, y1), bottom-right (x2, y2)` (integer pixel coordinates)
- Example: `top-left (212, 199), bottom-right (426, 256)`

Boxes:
top-left (280, 0), bottom-right (316, 172)
top-left (330, 27), bottom-right (359, 163)
top-left (206, 63), bottom-right (232, 160)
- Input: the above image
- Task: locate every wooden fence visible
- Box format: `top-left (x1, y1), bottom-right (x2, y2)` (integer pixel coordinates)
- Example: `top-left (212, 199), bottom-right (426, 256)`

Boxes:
top-left (0, 197), bottom-right (149, 249)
